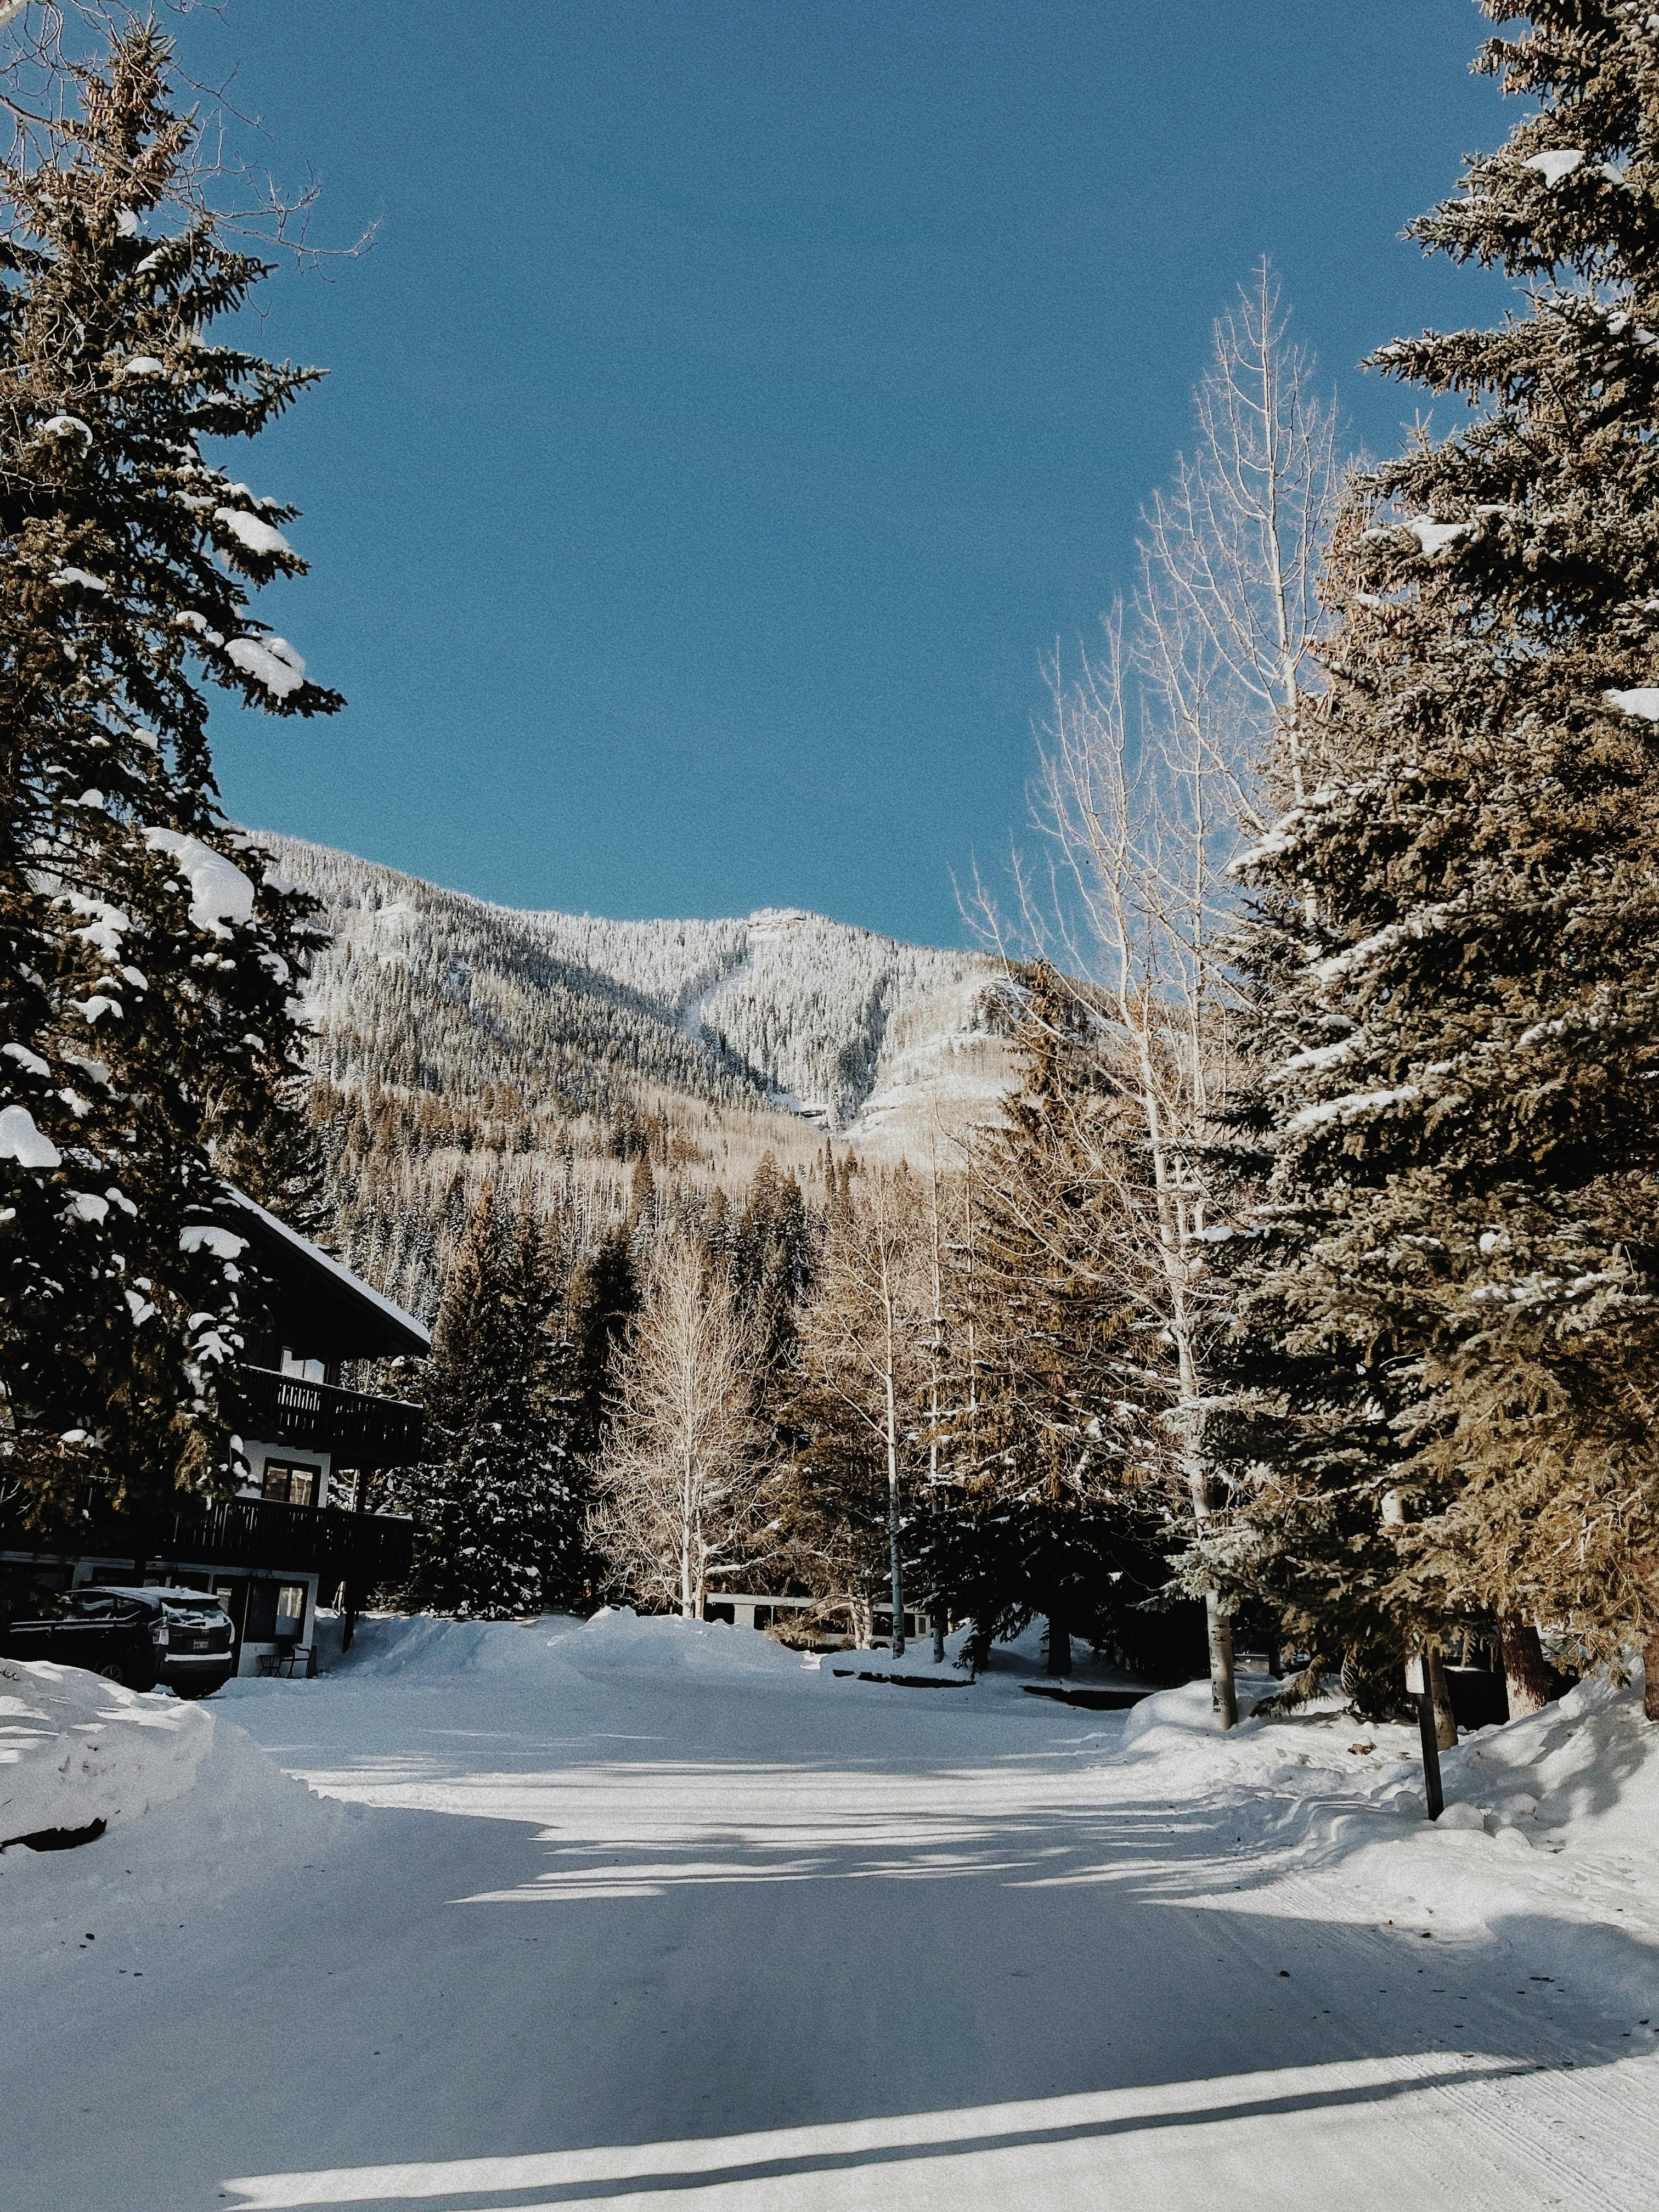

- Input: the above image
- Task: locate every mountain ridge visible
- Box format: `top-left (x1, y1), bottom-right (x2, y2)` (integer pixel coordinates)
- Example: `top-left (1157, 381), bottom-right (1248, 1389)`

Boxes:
top-left (254, 833), bottom-right (1015, 1319)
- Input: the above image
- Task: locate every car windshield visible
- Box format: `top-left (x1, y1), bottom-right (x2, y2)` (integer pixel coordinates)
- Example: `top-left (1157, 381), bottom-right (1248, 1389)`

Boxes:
top-left (161, 1596), bottom-right (226, 1616)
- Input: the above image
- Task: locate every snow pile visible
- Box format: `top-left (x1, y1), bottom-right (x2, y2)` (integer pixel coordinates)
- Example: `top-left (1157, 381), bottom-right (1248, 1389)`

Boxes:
top-left (1115, 1665), bottom-right (1659, 1848)
top-left (314, 1606), bottom-right (826, 1691)
top-left (0, 1701), bottom-right (352, 2006)
top-left (568, 1605), bottom-right (825, 1684)
top-left (0, 1660), bottom-right (212, 1847)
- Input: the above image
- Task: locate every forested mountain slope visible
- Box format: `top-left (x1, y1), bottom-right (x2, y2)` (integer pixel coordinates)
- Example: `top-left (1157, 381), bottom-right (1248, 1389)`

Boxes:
top-left (255, 836), bottom-right (1011, 1318)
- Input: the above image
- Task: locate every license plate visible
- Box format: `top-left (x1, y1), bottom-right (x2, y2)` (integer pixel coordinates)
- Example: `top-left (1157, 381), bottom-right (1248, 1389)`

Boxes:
top-left (184, 1635), bottom-right (210, 1652)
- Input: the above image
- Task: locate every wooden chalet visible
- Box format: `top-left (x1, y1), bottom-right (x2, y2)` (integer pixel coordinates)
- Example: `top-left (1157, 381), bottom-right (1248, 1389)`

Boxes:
top-left (0, 1192), bottom-right (428, 1674)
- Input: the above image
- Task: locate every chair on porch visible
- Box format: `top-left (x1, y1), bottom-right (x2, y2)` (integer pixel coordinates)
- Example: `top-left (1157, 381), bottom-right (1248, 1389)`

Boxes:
top-left (257, 1635), bottom-right (315, 1679)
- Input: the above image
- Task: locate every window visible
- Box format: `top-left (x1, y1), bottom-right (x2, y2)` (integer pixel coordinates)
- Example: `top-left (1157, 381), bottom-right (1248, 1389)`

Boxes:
top-left (67, 1593), bottom-right (137, 1622)
top-left (262, 1461), bottom-right (320, 1506)
top-left (280, 1349), bottom-right (326, 1383)
top-left (275, 1584), bottom-right (307, 1635)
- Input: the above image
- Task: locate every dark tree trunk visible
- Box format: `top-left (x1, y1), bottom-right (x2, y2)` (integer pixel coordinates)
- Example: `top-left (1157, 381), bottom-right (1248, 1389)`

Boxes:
top-left (1499, 1615), bottom-right (1554, 1718)
top-left (1415, 1675), bottom-right (1445, 1820)
top-left (1046, 1614), bottom-right (1071, 1677)
top-left (1645, 1626), bottom-right (1659, 1724)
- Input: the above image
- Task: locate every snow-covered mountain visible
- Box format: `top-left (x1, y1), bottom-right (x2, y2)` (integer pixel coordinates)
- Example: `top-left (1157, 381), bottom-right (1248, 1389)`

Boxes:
top-left (255, 835), bottom-right (1015, 1317)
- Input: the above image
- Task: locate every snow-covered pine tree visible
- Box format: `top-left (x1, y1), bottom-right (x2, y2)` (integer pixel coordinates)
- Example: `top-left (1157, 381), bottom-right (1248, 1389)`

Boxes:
top-left (399, 1199), bottom-right (581, 1618)
top-left (1201, 504), bottom-right (1449, 1708)
top-left (945, 964), bottom-right (1170, 1672)
top-left (1215, 0), bottom-right (1659, 1706)
top-left (567, 1225), bottom-right (640, 1468)
top-left (0, 24), bottom-right (338, 1523)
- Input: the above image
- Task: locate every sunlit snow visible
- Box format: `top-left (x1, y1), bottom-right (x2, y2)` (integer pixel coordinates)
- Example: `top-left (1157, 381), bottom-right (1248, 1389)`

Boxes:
top-left (0, 1102), bottom-right (60, 1169)
top-left (143, 828), bottom-right (256, 935)
top-left (1522, 148), bottom-right (1585, 185)
top-left (224, 635), bottom-right (306, 698)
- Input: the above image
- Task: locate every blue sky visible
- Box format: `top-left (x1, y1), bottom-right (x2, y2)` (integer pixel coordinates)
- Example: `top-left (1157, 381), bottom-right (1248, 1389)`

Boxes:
top-left (193, 0), bottom-right (1511, 946)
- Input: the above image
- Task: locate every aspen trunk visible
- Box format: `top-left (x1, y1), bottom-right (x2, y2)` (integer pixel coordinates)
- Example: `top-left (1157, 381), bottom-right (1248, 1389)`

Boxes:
top-left (1206, 1595), bottom-right (1237, 1728)
top-left (1499, 1615), bottom-right (1554, 1718)
top-left (888, 1457), bottom-right (905, 1659)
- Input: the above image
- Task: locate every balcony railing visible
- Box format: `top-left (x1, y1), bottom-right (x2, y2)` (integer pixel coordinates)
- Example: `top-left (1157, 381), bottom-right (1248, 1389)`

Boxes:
top-left (236, 1366), bottom-right (423, 1469)
top-left (0, 1494), bottom-right (415, 1590)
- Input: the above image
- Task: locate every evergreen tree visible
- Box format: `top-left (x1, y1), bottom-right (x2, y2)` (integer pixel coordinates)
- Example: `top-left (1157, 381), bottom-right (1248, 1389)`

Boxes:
top-left (946, 966), bottom-right (1174, 1673)
top-left (734, 1150), bottom-right (812, 1373)
top-left (567, 1225), bottom-right (640, 1466)
top-left (0, 26), bottom-right (337, 1523)
top-left (399, 1199), bottom-right (582, 1617)
top-left (1213, 1), bottom-right (1659, 1702)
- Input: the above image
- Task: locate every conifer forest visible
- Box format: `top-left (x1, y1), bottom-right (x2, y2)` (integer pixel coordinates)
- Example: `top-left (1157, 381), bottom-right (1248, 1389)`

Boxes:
top-left (4, 9), bottom-right (1659, 2211)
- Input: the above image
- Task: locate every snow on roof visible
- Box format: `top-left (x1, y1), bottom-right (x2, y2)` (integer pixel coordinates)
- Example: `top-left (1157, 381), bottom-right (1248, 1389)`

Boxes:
top-left (222, 1187), bottom-right (431, 1356)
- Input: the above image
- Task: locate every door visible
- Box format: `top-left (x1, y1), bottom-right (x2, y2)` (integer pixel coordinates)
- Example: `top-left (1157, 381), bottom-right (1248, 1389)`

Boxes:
top-left (56, 1592), bottom-right (142, 1678)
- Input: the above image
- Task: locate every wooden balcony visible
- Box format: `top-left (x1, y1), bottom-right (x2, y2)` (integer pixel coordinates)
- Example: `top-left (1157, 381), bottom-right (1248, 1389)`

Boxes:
top-left (1, 1494), bottom-right (415, 1590)
top-left (236, 1365), bottom-right (423, 1470)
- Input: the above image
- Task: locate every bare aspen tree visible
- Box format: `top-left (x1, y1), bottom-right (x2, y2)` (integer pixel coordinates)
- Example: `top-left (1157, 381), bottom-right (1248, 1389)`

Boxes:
top-left (924, 1111), bottom-right (950, 1661)
top-left (797, 1173), bottom-right (930, 1657)
top-left (992, 266), bottom-right (1338, 1728)
top-left (589, 1236), bottom-right (766, 1619)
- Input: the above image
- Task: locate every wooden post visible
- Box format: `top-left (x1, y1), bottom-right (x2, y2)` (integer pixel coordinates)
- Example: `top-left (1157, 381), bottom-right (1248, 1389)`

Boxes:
top-left (1406, 1647), bottom-right (1444, 1820)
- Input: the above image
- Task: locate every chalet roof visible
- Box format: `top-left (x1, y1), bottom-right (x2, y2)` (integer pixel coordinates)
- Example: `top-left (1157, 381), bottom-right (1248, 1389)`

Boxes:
top-left (222, 1189), bottom-right (431, 1362)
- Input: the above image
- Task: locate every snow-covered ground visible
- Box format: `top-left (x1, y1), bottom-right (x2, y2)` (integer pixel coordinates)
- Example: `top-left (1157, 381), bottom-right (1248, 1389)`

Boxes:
top-left (1, 1611), bottom-right (1656, 2211)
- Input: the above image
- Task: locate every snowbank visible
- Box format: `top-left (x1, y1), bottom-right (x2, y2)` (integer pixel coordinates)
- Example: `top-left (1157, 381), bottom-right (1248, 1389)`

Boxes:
top-left (1107, 1664), bottom-right (1659, 2019)
top-left (0, 1701), bottom-right (352, 2003)
top-left (0, 1660), bottom-right (212, 1847)
top-left (1114, 1664), bottom-right (1659, 1848)
top-left (295, 1605), bottom-right (828, 1691)
top-left (827, 1621), bottom-right (977, 1683)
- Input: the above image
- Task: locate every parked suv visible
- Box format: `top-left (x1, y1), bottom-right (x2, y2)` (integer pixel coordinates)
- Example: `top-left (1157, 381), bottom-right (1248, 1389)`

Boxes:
top-left (0, 1583), bottom-right (163, 1689)
top-left (77, 1587), bottom-right (237, 1699)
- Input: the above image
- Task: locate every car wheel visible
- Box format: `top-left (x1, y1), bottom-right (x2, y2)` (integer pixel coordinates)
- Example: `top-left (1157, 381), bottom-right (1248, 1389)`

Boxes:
top-left (171, 1678), bottom-right (227, 1701)
top-left (97, 1662), bottom-right (126, 1684)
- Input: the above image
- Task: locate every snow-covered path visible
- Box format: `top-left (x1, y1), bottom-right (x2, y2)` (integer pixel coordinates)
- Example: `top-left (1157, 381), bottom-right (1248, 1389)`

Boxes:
top-left (2, 1617), bottom-right (1656, 2211)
